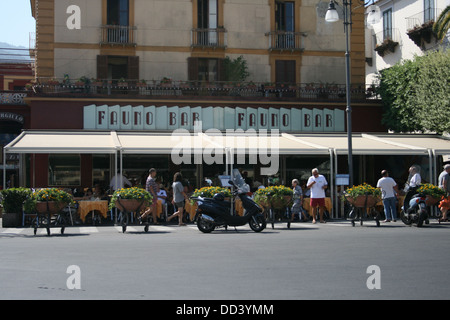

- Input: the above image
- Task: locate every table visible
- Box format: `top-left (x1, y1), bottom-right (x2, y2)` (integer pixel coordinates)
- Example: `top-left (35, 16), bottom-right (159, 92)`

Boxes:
top-left (78, 200), bottom-right (109, 223)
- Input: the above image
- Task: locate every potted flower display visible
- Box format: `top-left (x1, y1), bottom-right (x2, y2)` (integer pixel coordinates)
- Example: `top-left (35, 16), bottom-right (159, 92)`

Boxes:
top-left (253, 185), bottom-right (293, 209)
top-left (190, 186), bottom-right (232, 205)
top-left (0, 188), bottom-right (32, 227)
top-left (109, 187), bottom-right (153, 212)
top-left (29, 188), bottom-right (74, 215)
top-left (343, 183), bottom-right (381, 208)
top-left (417, 183), bottom-right (445, 206)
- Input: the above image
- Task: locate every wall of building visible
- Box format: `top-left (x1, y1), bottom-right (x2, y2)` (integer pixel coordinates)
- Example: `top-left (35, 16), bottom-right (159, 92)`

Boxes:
top-left (31, 0), bottom-right (366, 86)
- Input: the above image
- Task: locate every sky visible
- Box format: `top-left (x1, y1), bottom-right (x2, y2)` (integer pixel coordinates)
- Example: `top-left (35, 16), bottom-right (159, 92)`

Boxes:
top-left (0, 0), bottom-right (36, 48)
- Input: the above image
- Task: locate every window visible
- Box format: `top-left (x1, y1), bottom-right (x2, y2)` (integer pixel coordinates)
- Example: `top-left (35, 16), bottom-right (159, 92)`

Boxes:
top-left (48, 154), bottom-right (81, 186)
top-left (275, 60), bottom-right (296, 85)
top-left (382, 9), bottom-right (392, 40)
top-left (97, 55), bottom-right (139, 81)
top-left (107, 0), bottom-right (129, 26)
top-left (423, 0), bottom-right (434, 23)
top-left (197, 0), bottom-right (218, 45)
top-left (275, 1), bottom-right (295, 48)
top-left (275, 1), bottom-right (294, 32)
top-left (188, 57), bottom-right (224, 82)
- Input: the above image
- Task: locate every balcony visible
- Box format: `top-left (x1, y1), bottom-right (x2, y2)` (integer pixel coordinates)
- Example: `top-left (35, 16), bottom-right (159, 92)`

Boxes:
top-left (100, 25), bottom-right (137, 46)
top-left (30, 78), bottom-right (378, 103)
top-left (266, 31), bottom-right (306, 52)
top-left (191, 28), bottom-right (227, 49)
top-left (406, 8), bottom-right (439, 49)
top-left (373, 29), bottom-right (401, 57)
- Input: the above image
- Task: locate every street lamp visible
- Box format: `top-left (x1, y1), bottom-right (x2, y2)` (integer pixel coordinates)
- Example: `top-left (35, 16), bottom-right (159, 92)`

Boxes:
top-left (324, 0), bottom-right (378, 187)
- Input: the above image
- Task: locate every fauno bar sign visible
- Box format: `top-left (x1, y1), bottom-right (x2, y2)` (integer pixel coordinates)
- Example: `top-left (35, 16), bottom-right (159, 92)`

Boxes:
top-left (83, 104), bottom-right (345, 132)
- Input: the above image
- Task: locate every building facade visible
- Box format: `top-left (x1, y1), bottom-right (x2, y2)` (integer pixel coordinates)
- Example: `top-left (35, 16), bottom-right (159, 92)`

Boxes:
top-left (31, 0), bottom-right (367, 86)
top-left (365, 0), bottom-right (450, 85)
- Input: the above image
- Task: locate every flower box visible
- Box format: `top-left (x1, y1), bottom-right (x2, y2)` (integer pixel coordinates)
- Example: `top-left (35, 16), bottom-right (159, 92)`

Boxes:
top-left (345, 195), bottom-right (380, 208)
top-left (35, 201), bottom-right (69, 215)
top-left (114, 198), bottom-right (148, 213)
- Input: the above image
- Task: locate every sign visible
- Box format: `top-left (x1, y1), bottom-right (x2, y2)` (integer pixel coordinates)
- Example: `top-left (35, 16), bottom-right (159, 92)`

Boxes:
top-left (83, 105), bottom-right (345, 132)
top-left (0, 112), bottom-right (24, 124)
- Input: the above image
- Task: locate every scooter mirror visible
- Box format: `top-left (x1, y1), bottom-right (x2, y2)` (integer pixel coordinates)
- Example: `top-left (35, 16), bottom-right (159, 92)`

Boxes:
top-left (228, 180), bottom-right (236, 186)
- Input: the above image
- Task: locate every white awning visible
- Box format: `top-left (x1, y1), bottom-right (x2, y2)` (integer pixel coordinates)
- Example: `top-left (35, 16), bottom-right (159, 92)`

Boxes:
top-left (5, 130), bottom-right (450, 156)
top-left (4, 130), bottom-right (120, 154)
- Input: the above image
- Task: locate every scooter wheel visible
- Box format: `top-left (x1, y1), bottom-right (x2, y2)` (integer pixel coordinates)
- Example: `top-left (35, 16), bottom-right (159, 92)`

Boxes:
top-left (197, 214), bottom-right (215, 233)
top-left (249, 214), bottom-right (266, 232)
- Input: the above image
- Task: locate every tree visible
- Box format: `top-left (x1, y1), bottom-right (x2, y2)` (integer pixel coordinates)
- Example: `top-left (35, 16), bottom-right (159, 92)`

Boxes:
top-left (223, 56), bottom-right (250, 82)
top-left (433, 5), bottom-right (450, 42)
top-left (377, 49), bottom-right (450, 134)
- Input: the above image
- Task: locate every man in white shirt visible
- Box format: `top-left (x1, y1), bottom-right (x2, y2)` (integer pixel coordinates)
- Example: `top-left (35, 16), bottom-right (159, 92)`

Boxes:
top-left (307, 168), bottom-right (328, 223)
top-left (109, 171), bottom-right (132, 192)
top-left (377, 170), bottom-right (399, 222)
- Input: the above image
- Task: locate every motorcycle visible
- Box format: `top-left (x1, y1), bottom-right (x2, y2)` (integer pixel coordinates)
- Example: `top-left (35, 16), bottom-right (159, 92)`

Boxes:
top-left (192, 169), bottom-right (266, 233)
top-left (400, 192), bottom-right (428, 227)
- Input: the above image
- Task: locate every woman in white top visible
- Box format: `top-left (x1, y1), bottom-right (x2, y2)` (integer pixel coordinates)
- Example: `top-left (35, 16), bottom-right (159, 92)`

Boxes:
top-left (404, 165), bottom-right (422, 212)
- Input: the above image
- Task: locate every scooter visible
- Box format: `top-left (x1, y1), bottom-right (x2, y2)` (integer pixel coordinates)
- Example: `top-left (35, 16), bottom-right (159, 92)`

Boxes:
top-left (400, 192), bottom-right (428, 227)
top-left (192, 169), bottom-right (266, 233)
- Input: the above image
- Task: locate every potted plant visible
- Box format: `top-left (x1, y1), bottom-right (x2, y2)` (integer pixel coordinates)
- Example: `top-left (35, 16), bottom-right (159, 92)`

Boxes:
top-left (253, 185), bottom-right (293, 209)
top-left (190, 186), bottom-right (232, 205)
top-left (75, 76), bottom-right (89, 87)
top-left (160, 77), bottom-right (172, 87)
top-left (28, 188), bottom-right (74, 215)
top-left (136, 79), bottom-right (147, 87)
top-left (118, 78), bottom-right (128, 87)
top-left (417, 183), bottom-right (445, 206)
top-left (109, 187), bottom-right (153, 212)
top-left (343, 183), bottom-right (381, 208)
top-left (375, 38), bottom-right (399, 57)
top-left (0, 188), bottom-right (32, 227)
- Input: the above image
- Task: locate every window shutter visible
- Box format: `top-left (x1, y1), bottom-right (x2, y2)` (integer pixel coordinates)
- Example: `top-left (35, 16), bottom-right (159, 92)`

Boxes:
top-left (97, 55), bottom-right (108, 80)
top-left (188, 57), bottom-right (199, 81)
top-left (128, 56), bottom-right (139, 80)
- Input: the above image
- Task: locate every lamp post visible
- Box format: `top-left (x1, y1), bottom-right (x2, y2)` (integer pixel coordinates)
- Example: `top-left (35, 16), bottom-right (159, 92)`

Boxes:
top-left (325, 0), bottom-right (377, 187)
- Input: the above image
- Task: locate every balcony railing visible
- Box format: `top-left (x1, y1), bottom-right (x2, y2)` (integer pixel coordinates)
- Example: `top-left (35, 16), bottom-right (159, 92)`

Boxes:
top-left (100, 25), bottom-right (137, 46)
top-left (266, 31), bottom-right (306, 51)
top-left (406, 8), bottom-right (439, 30)
top-left (30, 78), bottom-right (379, 102)
top-left (0, 91), bottom-right (27, 105)
top-left (191, 28), bottom-right (227, 48)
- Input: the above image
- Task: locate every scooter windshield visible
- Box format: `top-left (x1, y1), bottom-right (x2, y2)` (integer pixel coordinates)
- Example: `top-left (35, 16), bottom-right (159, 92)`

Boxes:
top-left (231, 168), bottom-right (246, 188)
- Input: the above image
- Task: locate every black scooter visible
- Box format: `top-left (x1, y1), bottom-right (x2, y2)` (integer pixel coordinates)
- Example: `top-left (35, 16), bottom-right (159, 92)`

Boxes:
top-left (192, 176), bottom-right (266, 233)
top-left (401, 192), bottom-right (428, 227)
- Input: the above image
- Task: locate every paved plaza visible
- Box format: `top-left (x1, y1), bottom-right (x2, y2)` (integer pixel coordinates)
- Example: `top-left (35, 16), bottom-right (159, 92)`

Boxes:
top-left (1, 219), bottom-right (450, 300)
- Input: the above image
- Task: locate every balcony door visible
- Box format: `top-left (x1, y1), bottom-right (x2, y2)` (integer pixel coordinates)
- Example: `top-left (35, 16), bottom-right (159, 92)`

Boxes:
top-left (107, 0), bottom-right (130, 43)
top-left (275, 1), bottom-right (295, 48)
top-left (198, 0), bottom-right (218, 45)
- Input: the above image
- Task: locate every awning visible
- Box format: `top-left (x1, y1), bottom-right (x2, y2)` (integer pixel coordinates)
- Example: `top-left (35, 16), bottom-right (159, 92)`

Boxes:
top-left (4, 130), bottom-right (120, 154)
top-left (5, 130), bottom-right (450, 156)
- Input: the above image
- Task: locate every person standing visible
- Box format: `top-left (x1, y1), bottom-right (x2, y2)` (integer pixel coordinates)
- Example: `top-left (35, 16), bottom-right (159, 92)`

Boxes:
top-left (377, 170), bottom-right (399, 222)
top-left (438, 164), bottom-right (450, 221)
top-left (291, 179), bottom-right (307, 222)
top-left (109, 170), bottom-right (132, 192)
top-left (140, 168), bottom-right (159, 224)
top-left (168, 172), bottom-right (188, 226)
top-left (307, 168), bottom-right (328, 223)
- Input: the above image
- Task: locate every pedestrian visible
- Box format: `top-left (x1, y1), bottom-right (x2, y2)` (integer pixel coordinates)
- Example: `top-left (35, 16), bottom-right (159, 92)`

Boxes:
top-left (168, 172), bottom-right (188, 226)
top-left (377, 170), bottom-right (399, 222)
top-left (109, 170), bottom-right (132, 192)
top-left (403, 165), bottom-right (421, 212)
top-left (438, 164), bottom-right (450, 222)
top-left (291, 179), bottom-right (307, 222)
top-left (306, 168), bottom-right (328, 223)
top-left (140, 168), bottom-right (159, 224)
